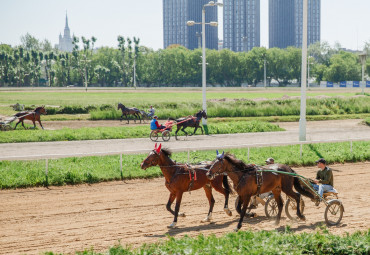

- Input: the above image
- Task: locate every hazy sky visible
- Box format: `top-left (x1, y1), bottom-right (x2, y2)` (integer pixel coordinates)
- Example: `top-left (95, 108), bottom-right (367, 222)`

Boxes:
top-left (0, 0), bottom-right (369, 51)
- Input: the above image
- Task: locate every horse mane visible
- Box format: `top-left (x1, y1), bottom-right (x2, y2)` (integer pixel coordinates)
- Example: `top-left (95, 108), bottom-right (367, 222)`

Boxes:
top-left (161, 148), bottom-right (172, 157)
top-left (224, 153), bottom-right (255, 172)
top-left (34, 106), bottom-right (44, 112)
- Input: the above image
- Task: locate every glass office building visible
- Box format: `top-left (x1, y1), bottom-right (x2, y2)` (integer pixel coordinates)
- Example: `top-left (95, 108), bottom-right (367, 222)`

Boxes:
top-left (163, 0), bottom-right (218, 50)
top-left (223, 0), bottom-right (260, 52)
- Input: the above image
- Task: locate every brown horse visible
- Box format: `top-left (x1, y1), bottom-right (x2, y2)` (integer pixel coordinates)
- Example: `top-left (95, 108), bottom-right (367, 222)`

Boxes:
top-left (140, 144), bottom-right (233, 228)
top-left (117, 103), bottom-right (142, 124)
top-left (170, 110), bottom-right (207, 140)
top-left (14, 106), bottom-right (47, 130)
top-left (206, 151), bottom-right (315, 231)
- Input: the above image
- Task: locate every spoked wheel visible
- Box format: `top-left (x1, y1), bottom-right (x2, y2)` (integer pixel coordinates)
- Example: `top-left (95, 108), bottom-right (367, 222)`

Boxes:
top-left (1, 124), bottom-right (12, 131)
top-left (285, 197), bottom-right (305, 220)
top-left (265, 195), bottom-right (280, 219)
top-left (162, 130), bottom-right (171, 141)
top-left (324, 199), bottom-right (344, 226)
top-left (150, 130), bottom-right (159, 141)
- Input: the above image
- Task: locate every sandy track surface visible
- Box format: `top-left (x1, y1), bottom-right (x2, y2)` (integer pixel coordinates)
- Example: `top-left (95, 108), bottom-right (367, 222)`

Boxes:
top-left (0, 162), bottom-right (369, 255)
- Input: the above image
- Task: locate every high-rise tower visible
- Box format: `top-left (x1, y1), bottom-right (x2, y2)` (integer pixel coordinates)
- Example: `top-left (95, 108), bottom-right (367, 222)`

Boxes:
top-left (223, 0), bottom-right (260, 52)
top-left (269, 0), bottom-right (320, 48)
top-left (163, 0), bottom-right (218, 50)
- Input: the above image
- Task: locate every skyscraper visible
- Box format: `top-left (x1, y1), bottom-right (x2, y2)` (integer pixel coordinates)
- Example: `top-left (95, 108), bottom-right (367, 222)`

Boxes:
top-left (223, 0), bottom-right (260, 52)
top-left (269, 0), bottom-right (320, 48)
top-left (58, 13), bottom-right (73, 52)
top-left (163, 0), bottom-right (218, 50)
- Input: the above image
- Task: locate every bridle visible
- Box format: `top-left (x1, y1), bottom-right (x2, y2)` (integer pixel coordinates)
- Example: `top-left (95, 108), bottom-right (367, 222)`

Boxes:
top-left (207, 158), bottom-right (225, 179)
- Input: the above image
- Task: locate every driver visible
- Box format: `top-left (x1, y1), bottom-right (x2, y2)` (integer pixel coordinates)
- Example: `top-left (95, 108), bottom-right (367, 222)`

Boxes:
top-left (312, 158), bottom-right (334, 205)
top-left (150, 116), bottom-right (166, 130)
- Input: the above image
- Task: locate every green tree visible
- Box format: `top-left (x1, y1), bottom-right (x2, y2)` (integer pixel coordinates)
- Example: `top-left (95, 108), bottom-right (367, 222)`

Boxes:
top-left (323, 51), bottom-right (361, 82)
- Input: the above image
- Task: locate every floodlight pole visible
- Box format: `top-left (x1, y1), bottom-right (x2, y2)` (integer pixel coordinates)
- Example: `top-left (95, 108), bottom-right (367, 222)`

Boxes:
top-left (299, 0), bottom-right (308, 141)
top-left (201, 6), bottom-right (207, 129)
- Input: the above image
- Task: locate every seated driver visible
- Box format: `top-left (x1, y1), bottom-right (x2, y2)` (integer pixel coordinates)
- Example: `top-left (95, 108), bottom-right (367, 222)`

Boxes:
top-left (265, 157), bottom-right (275, 165)
top-left (150, 116), bottom-right (166, 130)
top-left (311, 158), bottom-right (334, 204)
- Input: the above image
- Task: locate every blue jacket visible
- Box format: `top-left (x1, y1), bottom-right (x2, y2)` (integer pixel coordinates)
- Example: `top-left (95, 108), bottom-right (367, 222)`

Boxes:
top-left (150, 119), bottom-right (158, 130)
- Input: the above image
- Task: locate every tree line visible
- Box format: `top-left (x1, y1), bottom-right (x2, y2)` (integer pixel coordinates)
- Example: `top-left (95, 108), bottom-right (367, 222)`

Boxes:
top-left (0, 34), bottom-right (369, 87)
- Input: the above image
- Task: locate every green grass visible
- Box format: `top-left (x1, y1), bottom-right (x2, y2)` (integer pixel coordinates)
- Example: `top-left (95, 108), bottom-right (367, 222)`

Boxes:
top-left (0, 120), bottom-right (283, 143)
top-left (1, 141), bottom-right (369, 189)
top-left (365, 117), bottom-right (370, 126)
top-left (44, 228), bottom-right (370, 254)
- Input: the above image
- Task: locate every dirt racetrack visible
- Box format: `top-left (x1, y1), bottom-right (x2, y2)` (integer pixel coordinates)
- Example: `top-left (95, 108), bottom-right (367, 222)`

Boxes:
top-left (0, 162), bottom-right (369, 255)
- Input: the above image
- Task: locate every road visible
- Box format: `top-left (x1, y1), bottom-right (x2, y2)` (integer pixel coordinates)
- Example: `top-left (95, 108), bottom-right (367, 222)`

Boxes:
top-left (0, 119), bottom-right (369, 160)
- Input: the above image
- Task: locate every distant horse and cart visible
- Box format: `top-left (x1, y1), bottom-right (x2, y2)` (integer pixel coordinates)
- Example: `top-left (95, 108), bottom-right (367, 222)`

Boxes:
top-left (1, 106), bottom-right (47, 131)
top-left (150, 110), bottom-right (207, 142)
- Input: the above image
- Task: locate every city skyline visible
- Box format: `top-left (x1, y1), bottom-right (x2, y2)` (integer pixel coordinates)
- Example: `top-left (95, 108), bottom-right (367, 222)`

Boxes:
top-left (0, 0), bottom-right (369, 51)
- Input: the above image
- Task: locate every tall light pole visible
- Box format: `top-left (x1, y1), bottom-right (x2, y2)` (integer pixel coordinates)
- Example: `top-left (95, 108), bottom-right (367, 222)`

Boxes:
top-left (299, 0), bottom-right (308, 141)
top-left (263, 53), bottom-right (267, 89)
top-left (187, 1), bottom-right (223, 135)
top-left (359, 51), bottom-right (367, 95)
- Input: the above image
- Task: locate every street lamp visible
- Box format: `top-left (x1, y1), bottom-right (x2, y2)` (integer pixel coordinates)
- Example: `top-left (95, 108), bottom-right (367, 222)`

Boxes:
top-left (359, 51), bottom-right (367, 95)
top-left (187, 1), bottom-right (223, 135)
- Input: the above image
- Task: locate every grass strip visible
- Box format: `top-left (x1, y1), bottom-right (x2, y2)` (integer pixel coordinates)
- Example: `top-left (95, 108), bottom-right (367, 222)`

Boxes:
top-left (43, 228), bottom-right (369, 255)
top-left (1, 141), bottom-right (369, 189)
top-left (0, 120), bottom-right (283, 143)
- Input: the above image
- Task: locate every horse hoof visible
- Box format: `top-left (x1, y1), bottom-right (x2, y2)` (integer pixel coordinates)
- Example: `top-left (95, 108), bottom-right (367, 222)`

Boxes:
top-left (201, 216), bottom-right (212, 223)
top-left (234, 227), bottom-right (239, 232)
top-left (224, 208), bottom-right (232, 216)
top-left (178, 212), bottom-right (186, 217)
top-left (167, 222), bottom-right (177, 228)
top-left (300, 216), bottom-right (306, 221)
top-left (274, 221), bottom-right (280, 226)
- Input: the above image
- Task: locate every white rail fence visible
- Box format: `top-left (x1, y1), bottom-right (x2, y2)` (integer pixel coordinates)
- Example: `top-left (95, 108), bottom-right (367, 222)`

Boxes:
top-left (1, 137), bottom-right (369, 187)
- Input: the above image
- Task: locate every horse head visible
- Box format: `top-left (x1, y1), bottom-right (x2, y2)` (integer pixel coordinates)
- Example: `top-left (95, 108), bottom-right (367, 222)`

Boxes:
top-left (117, 103), bottom-right (123, 110)
top-left (195, 110), bottom-right (207, 120)
top-left (35, 106), bottom-right (47, 115)
top-left (140, 143), bottom-right (162, 170)
top-left (206, 150), bottom-right (225, 180)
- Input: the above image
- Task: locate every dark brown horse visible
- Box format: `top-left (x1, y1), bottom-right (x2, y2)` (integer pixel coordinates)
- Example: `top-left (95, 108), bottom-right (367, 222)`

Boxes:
top-left (170, 110), bottom-right (207, 140)
top-left (206, 152), bottom-right (315, 232)
top-left (140, 144), bottom-right (233, 228)
top-left (14, 106), bottom-right (47, 130)
top-left (117, 103), bottom-right (142, 124)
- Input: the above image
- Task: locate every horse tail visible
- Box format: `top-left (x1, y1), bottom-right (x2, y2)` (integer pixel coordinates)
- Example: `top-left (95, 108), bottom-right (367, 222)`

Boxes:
top-left (292, 171), bottom-right (315, 199)
top-left (222, 175), bottom-right (234, 195)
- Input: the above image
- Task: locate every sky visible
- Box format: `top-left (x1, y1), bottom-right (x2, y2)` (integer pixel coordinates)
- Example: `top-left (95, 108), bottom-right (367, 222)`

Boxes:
top-left (0, 0), bottom-right (369, 51)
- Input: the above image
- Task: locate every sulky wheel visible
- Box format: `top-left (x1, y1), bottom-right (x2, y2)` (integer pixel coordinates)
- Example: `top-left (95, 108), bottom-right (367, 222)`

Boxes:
top-left (285, 197), bottom-right (305, 221)
top-left (265, 195), bottom-right (280, 219)
top-left (162, 130), bottom-right (171, 141)
top-left (150, 130), bottom-right (159, 142)
top-left (324, 199), bottom-right (344, 226)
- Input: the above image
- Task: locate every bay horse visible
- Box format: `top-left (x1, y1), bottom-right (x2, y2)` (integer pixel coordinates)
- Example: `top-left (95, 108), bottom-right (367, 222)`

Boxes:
top-left (170, 110), bottom-right (207, 140)
top-left (14, 106), bottom-right (47, 130)
top-left (206, 152), bottom-right (315, 232)
top-left (117, 103), bottom-right (142, 124)
top-left (140, 143), bottom-right (233, 228)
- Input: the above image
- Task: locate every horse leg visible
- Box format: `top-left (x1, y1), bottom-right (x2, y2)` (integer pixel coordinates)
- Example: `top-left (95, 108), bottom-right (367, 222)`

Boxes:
top-left (181, 126), bottom-right (188, 136)
top-left (175, 126), bottom-right (181, 140)
top-left (211, 177), bottom-right (232, 216)
top-left (21, 120), bottom-right (26, 129)
top-left (201, 184), bottom-right (215, 222)
top-left (125, 114), bottom-right (129, 124)
top-left (14, 120), bottom-right (20, 130)
top-left (271, 188), bottom-right (284, 225)
top-left (168, 192), bottom-right (184, 228)
top-left (37, 119), bottom-right (44, 130)
top-left (235, 195), bottom-right (252, 232)
top-left (282, 186), bottom-right (305, 221)
top-left (120, 114), bottom-right (123, 122)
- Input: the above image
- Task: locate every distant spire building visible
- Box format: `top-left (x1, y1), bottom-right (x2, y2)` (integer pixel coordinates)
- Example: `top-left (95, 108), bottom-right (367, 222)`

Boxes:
top-left (58, 13), bottom-right (73, 52)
